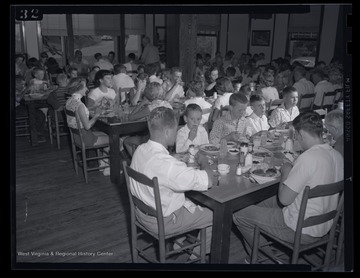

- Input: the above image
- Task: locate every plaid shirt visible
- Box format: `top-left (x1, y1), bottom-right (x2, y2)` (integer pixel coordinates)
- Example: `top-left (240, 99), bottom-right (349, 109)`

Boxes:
top-left (209, 112), bottom-right (247, 144)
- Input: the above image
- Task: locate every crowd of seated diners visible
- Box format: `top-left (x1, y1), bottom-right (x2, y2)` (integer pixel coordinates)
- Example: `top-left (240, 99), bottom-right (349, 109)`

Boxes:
top-left (15, 43), bottom-right (345, 266)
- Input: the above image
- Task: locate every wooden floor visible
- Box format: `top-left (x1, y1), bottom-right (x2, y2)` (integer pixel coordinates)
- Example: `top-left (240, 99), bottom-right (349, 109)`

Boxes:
top-left (14, 135), bottom-right (345, 271)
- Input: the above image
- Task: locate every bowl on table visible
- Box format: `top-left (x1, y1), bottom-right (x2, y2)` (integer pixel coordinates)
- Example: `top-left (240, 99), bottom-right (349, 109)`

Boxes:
top-left (217, 163), bottom-right (230, 175)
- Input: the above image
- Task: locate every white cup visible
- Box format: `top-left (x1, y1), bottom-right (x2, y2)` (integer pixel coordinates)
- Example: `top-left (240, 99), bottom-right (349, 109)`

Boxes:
top-left (218, 163), bottom-right (230, 175)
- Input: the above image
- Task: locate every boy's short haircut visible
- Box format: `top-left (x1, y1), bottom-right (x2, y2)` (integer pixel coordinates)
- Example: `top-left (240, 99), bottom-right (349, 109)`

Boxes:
top-left (94, 69), bottom-right (112, 87)
top-left (56, 73), bottom-right (68, 84)
top-left (189, 81), bottom-right (204, 97)
top-left (282, 86), bottom-right (297, 97)
top-left (148, 107), bottom-right (177, 133)
top-left (225, 67), bottom-right (236, 77)
top-left (94, 53), bottom-right (102, 60)
top-left (239, 84), bottom-right (251, 97)
top-left (171, 67), bottom-right (182, 74)
top-left (184, 103), bottom-right (202, 116)
top-left (229, 92), bottom-right (248, 106)
top-left (32, 67), bottom-right (45, 76)
top-left (128, 53), bottom-right (136, 60)
top-left (144, 82), bottom-right (163, 101)
top-left (249, 94), bottom-right (265, 105)
top-left (325, 109), bottom-right (343, 128)
top-left (232, 77), bottom-right (243, 85)
top-left (113, 64), bottom-right (126, 74)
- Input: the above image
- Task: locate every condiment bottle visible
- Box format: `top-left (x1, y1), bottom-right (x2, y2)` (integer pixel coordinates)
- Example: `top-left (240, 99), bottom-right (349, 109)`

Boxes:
top-left (188, 145), bottom-right (196, 163)
top-left (236, 164), bottom-right (242, 175)
top-left (245, 152), bottom-right (253, 167)
top-left (213, 92), bottom-right (218, 99)
top-left (219, 138), bottom-right (228, 158)
top-left (285, 138), bottom-right (293, 151)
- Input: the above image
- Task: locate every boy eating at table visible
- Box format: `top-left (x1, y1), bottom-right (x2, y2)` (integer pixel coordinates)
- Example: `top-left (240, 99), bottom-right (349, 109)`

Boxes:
top-left (244, 94), bottom-right (270, 137)
top-left (269, 86), bottom-right (299, 129)
top-left (209, 93), bottom-right (249, 144)
top-left (176, 104), bottom-right (209, 153)
top-left (130, 107), bottom-right (215, 261)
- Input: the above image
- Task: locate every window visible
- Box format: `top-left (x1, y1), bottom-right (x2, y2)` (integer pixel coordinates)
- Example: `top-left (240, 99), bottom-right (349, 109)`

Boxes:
top-left (197, 30), bottom-right (218, 58)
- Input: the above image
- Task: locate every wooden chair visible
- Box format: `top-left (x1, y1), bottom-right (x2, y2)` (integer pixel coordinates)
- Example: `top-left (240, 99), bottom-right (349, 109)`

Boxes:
top-left (65, 108), bottom-right (110, 183)
top-left (319, 91), bottom-right (338, 112)
top-left (15, 116), bottom-right (30, 137)
top-left (251, 180), bottom-right (344, 271)
top-left (48, 107), bottom-right (69, 149)
top-left (118, 87), bottom-right (134, 104)
top-left (298, 93), bottom-right (316, 112)
top-left (123, 160), bottom-right (207, 263)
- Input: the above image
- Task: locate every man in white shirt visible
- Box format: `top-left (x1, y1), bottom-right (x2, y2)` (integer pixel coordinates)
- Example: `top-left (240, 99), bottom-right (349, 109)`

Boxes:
top-left (293, 66), bottom-right (315, 105)
top-left (245, 94), bottom-right (270, 137)
top-left (130, 107), bottom-right (215, 259)
top-left (233, 110), bottom-right (343, 261)
top-left (93, 53), bottom-right (114, 71)
top-left (311, 68), bottom-right (335, 108)
top-left (163, 67), bottom-right (185, 102)
top-left (269, 86), bottom-right (300, 128)
top-left (111, 64), bottom-right (135, 103)
top-left (140, 36), bottom-right (160, 66)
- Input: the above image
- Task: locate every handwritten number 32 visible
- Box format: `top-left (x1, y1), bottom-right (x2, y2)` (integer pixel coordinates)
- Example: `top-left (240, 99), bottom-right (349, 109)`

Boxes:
top-left (19, 9), bottom-right (40, 20)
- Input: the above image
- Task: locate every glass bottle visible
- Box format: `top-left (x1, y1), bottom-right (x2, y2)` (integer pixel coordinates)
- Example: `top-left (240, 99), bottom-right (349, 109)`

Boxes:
top-left (219, 138), bottom-right (228, 158)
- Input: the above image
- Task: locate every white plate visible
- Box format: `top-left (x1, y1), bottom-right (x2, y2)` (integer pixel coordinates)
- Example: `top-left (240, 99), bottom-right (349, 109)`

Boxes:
top-left (228, 147), bottom-right (239, 155)
top-left (250, 168), bottom-right (280, 183)
top-left (199, 144), bottom-right (220, 154)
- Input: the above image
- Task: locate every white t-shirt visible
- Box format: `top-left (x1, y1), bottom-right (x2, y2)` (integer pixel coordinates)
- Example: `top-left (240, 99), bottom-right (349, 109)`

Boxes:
top-left (261, 86), bottom-right (279, 103)
top-left (282, 144), bottom-right (344, 237)
top-left (184, 97), bottom-right (213, 124)
top-left (214, 92), bottom-right (233, 110)
top-left (112, 73), bottom-right (135, 93)
top-left (176, 124), bottom-right (209, 153)
top-left (149, 75), bottom-right (164, 85)
top-left (269, 103), bottom-right (299, 128)
top-left (88, 87), bottom-right (116, 105)
top-left (244, 112), bottom-right (270, 136)
top-left (313, 80), bottom-right (335, 107)
top-left (130, 140), bottom-right (209, 217)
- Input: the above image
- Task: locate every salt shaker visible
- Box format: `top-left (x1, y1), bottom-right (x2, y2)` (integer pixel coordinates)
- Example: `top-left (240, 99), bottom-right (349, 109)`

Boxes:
top-left (236, 164), bottom-right (242, 175)
top-left (213, 92), bottom-right (218, 99)
top-left (285, 138), bottom-right (293, 151)
top-left (245, 152), bottom-right (253, 167)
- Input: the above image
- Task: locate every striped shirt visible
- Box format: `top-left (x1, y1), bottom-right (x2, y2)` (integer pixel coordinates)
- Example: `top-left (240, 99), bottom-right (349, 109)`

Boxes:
top-left (209, 112), bottom-right (247, 144)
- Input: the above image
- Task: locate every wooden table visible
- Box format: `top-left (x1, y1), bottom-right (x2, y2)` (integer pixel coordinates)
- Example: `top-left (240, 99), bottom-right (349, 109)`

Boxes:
top-left (94, 118), bottom-right (148, 184)
top-left (23, 93), bottom-right (50, 146)
top-left (186, 151), bottom-right (282, 264)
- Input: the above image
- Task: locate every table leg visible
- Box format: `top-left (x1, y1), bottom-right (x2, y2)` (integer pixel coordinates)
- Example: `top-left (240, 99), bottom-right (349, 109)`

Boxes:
top-left (109, 132), bottom-right (120, 184)
top-left (27, 102), bottom-right (38, 146)
top-left (210, 203), bottom-right (234, 264)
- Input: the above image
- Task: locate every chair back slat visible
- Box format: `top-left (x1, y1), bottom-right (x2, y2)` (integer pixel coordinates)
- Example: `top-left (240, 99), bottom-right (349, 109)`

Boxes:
top-left (296, 181), bottom-right (344, 233)
top-left (123, 162), bottom-right (165, 232)
top-left (303, 210), bottom-right (338, 228)
top-left (308, 180), bottom-right (343, 198)
top-left (64, 108), bottom-right (85, 145)
top-left (298, 93), bottom-right (316, 111)
top-left (320, 91), bottom-right (338, 111)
